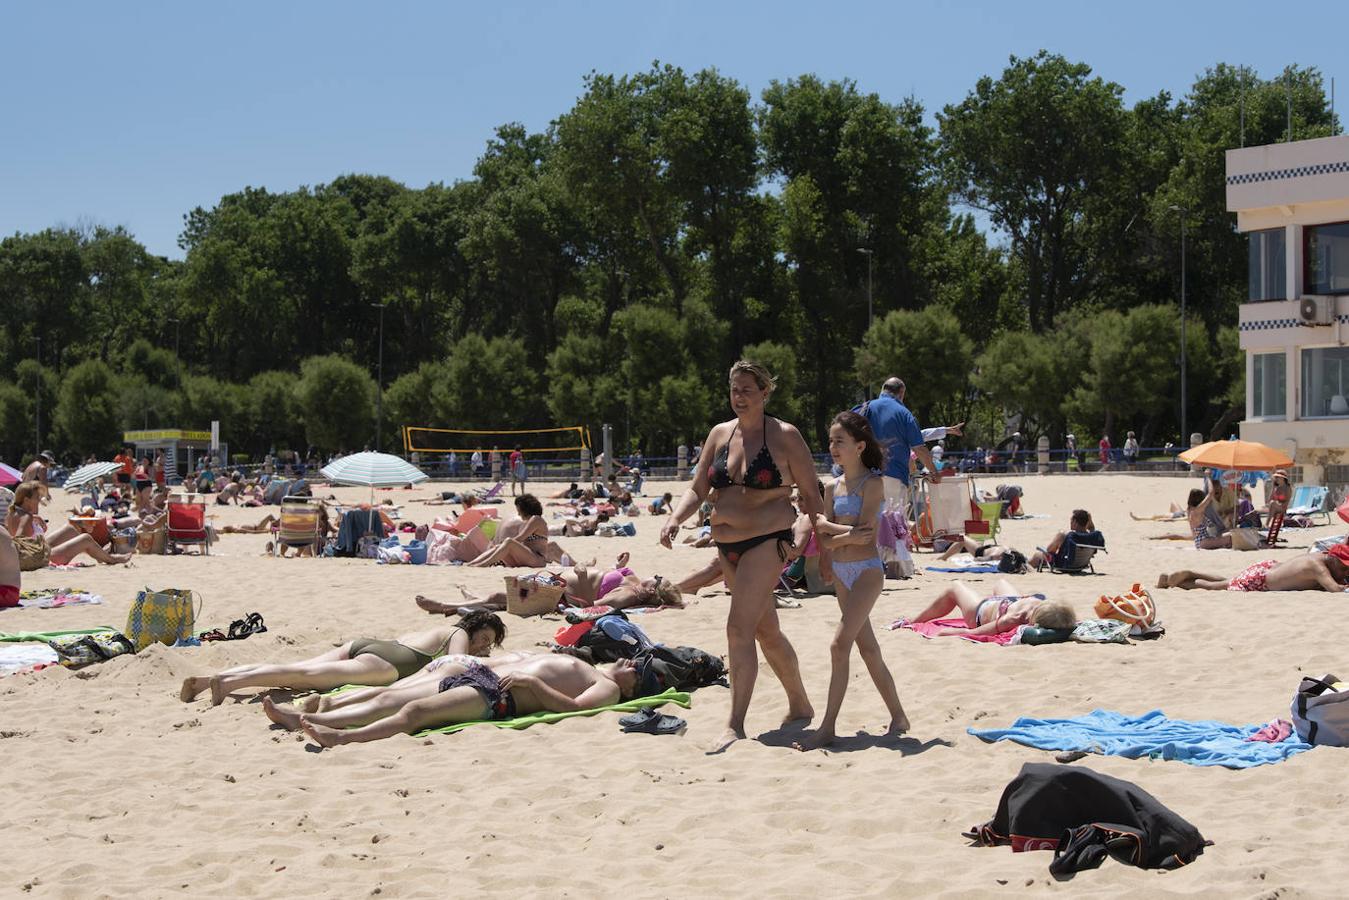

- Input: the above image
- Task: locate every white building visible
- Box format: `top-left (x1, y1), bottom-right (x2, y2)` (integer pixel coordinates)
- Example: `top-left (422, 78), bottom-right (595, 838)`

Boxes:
top-left (1227, 134), bottom-right (1349, 487)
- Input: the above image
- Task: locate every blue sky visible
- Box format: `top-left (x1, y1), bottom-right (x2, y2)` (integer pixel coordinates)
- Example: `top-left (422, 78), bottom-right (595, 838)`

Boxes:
top-left (3, 0), bottom-right (1345, 259)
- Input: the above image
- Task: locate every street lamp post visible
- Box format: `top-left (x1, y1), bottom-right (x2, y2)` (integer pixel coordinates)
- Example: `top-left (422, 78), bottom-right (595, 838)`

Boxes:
top-left (856, 248), bottom-right (874, 332)
top-left (1169, 206), bottom-right (1188, 447)
top-left (372, 302), bottom-right (386, 452)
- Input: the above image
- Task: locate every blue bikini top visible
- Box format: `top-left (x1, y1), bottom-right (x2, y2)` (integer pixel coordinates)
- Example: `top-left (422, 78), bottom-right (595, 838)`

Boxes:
top-left (832, 473), bottom-right (874, 519)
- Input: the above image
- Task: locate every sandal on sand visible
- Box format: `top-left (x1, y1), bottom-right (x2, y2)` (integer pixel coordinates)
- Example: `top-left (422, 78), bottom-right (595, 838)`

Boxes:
top-left (619, 708), bottom-right (687, 735)
top-left (198, 628), bottom-right (228, 642)
top-left (227, 612), bottom-right (267, 641)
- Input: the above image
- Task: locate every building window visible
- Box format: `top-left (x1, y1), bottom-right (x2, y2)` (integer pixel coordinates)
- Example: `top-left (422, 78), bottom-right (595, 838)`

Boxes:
top-left (1248, 228), bottom-right (1286, 301)
top-left (1300, 347), bottom-right (1349, 417)
top-left (1252, 353), bottom-right (1286, 418)
top-left (1306, 222), bottom-right (1349, 295)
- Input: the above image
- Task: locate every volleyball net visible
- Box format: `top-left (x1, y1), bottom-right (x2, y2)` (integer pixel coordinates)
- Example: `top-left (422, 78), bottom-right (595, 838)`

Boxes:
top-left (402, 425), bottom-right (591, 458)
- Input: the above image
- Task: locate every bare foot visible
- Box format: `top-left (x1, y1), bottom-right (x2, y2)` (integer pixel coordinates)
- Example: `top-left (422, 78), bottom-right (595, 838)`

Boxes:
top-left (209, 675), bottom-right (227, 707)
top-left (110, 553), bottom-right (133, 565)
top-left (179, 676), bottom-right (209, 702)
top-left (262, 696), bottom-right (304, 730)
top-left (782, 703), bottom-right (814, 727)
top-left (887, 714), bottom-right (911, 736)
top-left (792, 727), bottom-right (836, 752)
top-left (615, 551), bottom-right (630, 568)
top-left (416, 594), bottom-right (456, 616)
top-left (300, 716), bottom-right (342, 748)
top-left (296, 694), bottom-right (326, 714)
top-left (1156, 574), bottom-right (1169, 589)
top-left (706, 726), bottom-right (746, 755)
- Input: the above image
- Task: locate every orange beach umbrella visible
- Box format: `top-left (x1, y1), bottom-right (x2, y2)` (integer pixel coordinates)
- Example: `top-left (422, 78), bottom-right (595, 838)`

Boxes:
top-left (1178, 439), bottom-right (1293, 471)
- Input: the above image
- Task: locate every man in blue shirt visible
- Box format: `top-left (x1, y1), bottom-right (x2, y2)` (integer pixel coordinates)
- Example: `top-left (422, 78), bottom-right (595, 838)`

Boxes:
top-left (864, 377), bottom-right (940, 578)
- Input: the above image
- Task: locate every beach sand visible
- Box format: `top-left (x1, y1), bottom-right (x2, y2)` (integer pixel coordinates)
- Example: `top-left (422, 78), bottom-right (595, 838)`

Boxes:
top-left (3, 474), bottom-right (1347, 897)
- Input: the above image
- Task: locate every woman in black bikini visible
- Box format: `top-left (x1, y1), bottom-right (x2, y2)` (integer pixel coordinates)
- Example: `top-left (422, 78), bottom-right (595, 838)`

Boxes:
top-left (660, 360), bottom-right (823, 751)
top-left (178, 611), bottom-right (506, 706)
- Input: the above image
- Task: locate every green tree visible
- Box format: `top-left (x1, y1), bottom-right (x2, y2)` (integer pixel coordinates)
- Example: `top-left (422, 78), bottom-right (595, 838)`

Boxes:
top-left (240, 371), bottom-right (305, 455)
top-left (940, 52), bottom-right (1128, 331)
top-left (0, 382), bottom-right (30, 463)
top-left (740, 340), bottom-right (804, 424)
top-left (974, 324), bottom-right (1090, 440)
top-left (53, 359), bottom-right (121, 455)
top-left (295, 355), bottom-right (376, 452)
top-left (855, 307), bottom-right (974, 428)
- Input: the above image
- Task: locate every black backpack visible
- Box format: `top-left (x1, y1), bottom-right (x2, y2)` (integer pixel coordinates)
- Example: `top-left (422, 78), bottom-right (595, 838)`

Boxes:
top-left (998, 549), bottom-right (1028, 574)
top-left (636, 645), bottom-right (728, 695)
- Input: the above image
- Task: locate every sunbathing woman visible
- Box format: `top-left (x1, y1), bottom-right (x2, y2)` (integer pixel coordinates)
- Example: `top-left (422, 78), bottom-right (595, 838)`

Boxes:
top-left (221, 514), bottom-right (280, 534)
top-left (179, 611), bottom-right (506, 705)
top-left (416, 551), bottom-right (683, 615)
top-left (903, 578), bottom-right (1076, 637)
top-left (937, 536), bottom-right (1011, 562)
top-left (4, 482), bottom-right (133, 566)
top-left (465, 494), bottom-right (567, 567)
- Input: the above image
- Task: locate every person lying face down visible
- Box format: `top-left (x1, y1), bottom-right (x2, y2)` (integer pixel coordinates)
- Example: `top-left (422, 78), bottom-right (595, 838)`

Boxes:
top-left (1159, 552), bottom-right (1349, 593)
top-left (266, 652), bottom-right (641, 748)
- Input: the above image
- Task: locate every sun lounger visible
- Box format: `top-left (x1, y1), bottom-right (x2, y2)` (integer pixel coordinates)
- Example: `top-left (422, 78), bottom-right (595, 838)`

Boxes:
top-left (1288, 485), bottom-right (1331, 525)
top-left (275, 497), bottom-right (322, 553)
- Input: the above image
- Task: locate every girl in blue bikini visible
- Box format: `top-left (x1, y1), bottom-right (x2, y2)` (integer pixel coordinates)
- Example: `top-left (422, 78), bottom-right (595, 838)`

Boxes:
top-left (795, 411), bottom-right (910, 751)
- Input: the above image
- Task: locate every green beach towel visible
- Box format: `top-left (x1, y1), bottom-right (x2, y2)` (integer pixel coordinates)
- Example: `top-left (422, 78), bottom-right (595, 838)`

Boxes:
top-left (0, 627), bottom-right (119, 643)
top-left (414, 687), bottom-right (691, 736)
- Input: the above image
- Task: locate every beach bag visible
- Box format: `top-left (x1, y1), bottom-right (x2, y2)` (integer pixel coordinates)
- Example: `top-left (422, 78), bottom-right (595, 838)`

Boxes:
top-left (635, 645), bottom-right (727, 695)
top-left (137, 520), bottom-right (166, 555)
top-left (125, 587), bottom-right (202, 651)
top-left (47, 630), bottom-right (136, 669)
top-left (998, 550), bottom-right (1028, 574)
top-left (15, 536), bottom-right (50, 572)
top-left (1094, 584), bottom-right (1157, 630)
top-left (505, 572), bottom-right (566, 617)
top-left (1290, 674), bottom-right (1349, 746)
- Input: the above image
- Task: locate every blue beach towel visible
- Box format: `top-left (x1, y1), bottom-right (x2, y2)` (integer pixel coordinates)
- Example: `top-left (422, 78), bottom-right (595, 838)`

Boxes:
top-left (969, 708), bottom-right (1313, 769)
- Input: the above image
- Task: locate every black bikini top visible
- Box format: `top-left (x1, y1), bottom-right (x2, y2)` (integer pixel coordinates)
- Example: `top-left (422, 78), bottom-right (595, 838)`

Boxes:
top-left (709, 417), bottom-right (784, 490)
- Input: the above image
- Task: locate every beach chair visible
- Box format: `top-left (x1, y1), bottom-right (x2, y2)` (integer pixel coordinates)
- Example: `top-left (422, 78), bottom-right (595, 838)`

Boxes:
top-left (473, 481), bottom-right (505, 502)
top-left (1036, 535), bottom-right (1106, 575)
top-left (166, 494), bottom-right (210, 555)
top-left (1264, 510), bottom-right (1285, 546)
top-left (1288, 486), bottom-right (1331, 525)
top-left (964, 500), bottom-right (1003, 545)
top-left (274, 497), bottom-right (322, 554)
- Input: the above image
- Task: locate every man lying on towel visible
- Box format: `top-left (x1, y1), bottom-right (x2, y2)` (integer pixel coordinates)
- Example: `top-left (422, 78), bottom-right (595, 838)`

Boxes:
top-left (1159, 550), bottom-right (1349, 592)
top-left (266, 653), bottom-right (640, 748)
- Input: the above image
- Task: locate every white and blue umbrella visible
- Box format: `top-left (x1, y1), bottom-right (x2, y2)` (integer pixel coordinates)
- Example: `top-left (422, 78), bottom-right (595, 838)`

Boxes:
top-left (63, 460), bottom-right (123, 490)
top-left (321, 452), bottom-right (427, 531)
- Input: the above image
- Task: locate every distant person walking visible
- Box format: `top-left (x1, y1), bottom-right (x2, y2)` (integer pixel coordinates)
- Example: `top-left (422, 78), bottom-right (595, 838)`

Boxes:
top-left (509, 446), bottom-right (527, 495)
top-left (1122, 431), bottom-right (1140, 469)
top-left (1098, 434), bottom-right (1112, 471)
top-left (863, 377), bottom-right (940, 578)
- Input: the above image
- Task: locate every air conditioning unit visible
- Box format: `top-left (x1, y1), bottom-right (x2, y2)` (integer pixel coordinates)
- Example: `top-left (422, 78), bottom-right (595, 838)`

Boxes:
top-left (1299, 295), bottom-right (1335, 326)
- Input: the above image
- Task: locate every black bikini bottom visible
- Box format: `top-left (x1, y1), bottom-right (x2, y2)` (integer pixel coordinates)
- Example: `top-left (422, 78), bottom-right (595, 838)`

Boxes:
top-left (715, 529), bottom-right (794, 565)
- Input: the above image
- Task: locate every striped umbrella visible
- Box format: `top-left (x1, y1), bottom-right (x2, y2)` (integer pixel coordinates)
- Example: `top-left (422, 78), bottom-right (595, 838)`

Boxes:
top-left (0, 462), bottom-right (21, 487)
top-left (321, 452), bottom-right (428, 531)
top-left (63, 460), bottom-right (124, 490)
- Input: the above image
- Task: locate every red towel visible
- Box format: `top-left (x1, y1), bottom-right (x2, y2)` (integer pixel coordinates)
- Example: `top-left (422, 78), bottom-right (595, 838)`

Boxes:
top-left (898, 617), bottom-right (1018, 644)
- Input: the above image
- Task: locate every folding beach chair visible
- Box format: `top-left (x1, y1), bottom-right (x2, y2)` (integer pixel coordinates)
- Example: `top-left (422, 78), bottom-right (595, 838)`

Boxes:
top-left (1288, 486), bottom-right (1331, 525)
top-left (472, 481), bottom-right (505, 503)
top-left (274, 497), bottom-right (322, 554)
top-left (1036, 534), bottom-right (1106, 575)
top-left (1264, 510), bottom-right (1285, 547)
top-left (166, 494), bottom-right (210, 555)
top-left (964, 499), bottom-right (1003, 545)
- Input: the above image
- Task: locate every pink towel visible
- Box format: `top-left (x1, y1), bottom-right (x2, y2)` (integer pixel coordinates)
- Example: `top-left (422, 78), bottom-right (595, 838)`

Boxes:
top-left (891, 617), bottom-right (1017, 645)
top-left (1245, 719), bottom-right (1294, 743)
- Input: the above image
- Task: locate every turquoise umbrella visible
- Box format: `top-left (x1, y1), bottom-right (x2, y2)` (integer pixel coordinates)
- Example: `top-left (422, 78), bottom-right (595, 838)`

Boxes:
top-left (320, 452), bottom-right (428, 531)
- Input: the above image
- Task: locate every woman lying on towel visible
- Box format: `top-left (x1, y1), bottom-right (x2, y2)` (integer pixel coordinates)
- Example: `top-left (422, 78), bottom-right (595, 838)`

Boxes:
top-left (262, 653), bottom-right (641, 748)
top-left (902, 578), bottom-right (1076, 637)
top-left (416, 552), bottom-right (684, 615)
top-left (179, 611), bottom-right (506, 706)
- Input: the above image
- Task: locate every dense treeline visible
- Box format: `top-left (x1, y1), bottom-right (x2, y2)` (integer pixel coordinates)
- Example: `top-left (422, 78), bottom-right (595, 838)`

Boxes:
top-left (1, 55), bottom-right (1339, 462)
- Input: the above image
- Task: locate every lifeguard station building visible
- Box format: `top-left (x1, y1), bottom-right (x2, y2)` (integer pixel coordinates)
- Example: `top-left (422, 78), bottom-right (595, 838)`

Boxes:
top-left (1227, 134), bottom-right (1349, 488)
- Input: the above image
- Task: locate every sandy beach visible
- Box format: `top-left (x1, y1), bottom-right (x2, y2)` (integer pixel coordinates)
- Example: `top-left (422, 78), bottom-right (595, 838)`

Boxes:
top-left (3, 473), bottom-right (1347, 897)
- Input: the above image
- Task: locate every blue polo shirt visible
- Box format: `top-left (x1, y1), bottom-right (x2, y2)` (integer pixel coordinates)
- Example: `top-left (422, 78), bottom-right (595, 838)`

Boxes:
top-left (863, 393), bottom-right (924, 484)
